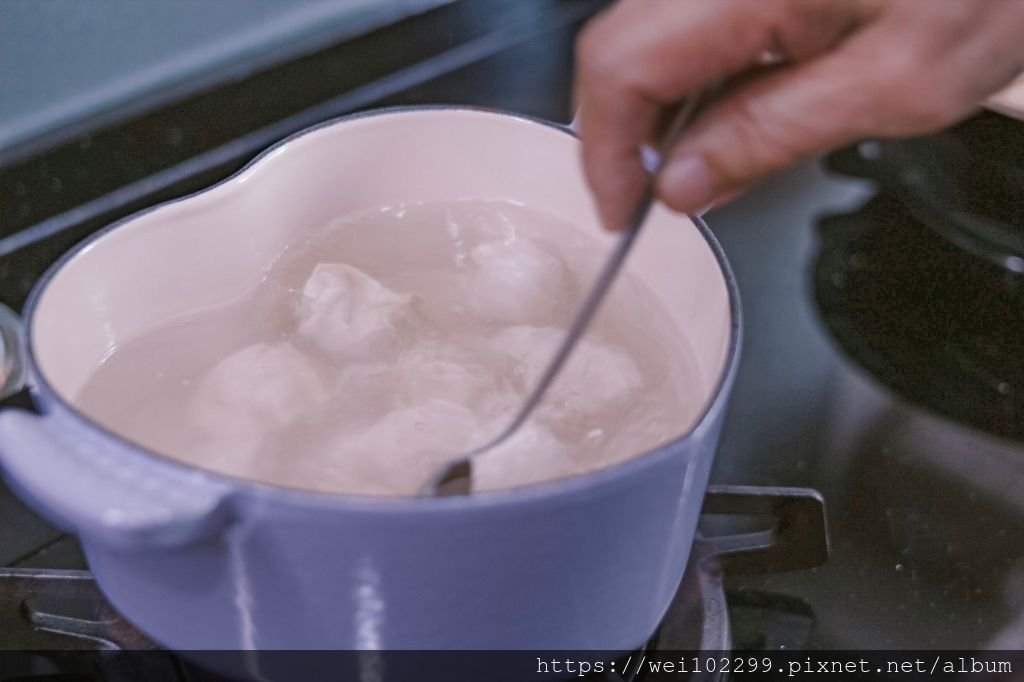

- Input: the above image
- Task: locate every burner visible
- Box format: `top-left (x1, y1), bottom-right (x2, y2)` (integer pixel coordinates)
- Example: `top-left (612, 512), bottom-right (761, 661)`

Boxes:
top-left (816, 194), bottom-right (1024, 440)
top-left (817, 114), bottom-right (1024, 442)
top-left (828, 112), bottom-right (1023, 268)
top-left (813, 117), bottom-right (1024, 607)
top-left (0, 487), bottom-right (828, 681)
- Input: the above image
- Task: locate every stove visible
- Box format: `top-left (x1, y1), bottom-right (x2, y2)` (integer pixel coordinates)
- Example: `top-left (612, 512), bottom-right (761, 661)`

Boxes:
top-left (707, 111), bottom-right (1024, 649)
top-left (1, 0), bottom-right (1022, 667)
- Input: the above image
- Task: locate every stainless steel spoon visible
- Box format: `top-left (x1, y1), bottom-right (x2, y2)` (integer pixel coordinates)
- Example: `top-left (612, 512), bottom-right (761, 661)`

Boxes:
top-left (422, 89), bottom-right (716, 497)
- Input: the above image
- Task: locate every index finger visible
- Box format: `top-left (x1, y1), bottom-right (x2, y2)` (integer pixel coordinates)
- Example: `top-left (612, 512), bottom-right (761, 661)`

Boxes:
top-left (574, 0), bottom-right (862, 229)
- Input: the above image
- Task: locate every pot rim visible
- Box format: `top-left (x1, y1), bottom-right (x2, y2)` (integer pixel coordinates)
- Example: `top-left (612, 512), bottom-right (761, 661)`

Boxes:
top-left (21, 104), bottom-right (742, 512)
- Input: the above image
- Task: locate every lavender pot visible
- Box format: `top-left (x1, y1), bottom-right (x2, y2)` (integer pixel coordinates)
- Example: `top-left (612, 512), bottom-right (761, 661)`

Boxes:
top-left (0, 107), bottom-right (741, 653)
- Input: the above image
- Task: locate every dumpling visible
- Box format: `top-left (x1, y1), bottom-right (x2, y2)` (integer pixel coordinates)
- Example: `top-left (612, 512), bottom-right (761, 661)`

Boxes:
top-left (185, 432), bottom-right (266, 474)
top-left (333, 341), bottom-right (518, 419)
top-left (190, 342), bottom-right (328, 438)
top-left (597, 405), bottom-right (679, 469)
top-left (466, 237), bottom-right (568, 324)
top-left (492, 325), bottom-right (644, 417)
top-left (297, 263), bottom-right (414, 357)
top-left (309, 399), bottom-right (489, 495)
top-left (473, 422), bottom-right (574, 491)
top-left (392, 340), bottom-right (516, 414)
top-left (334, 361), bottom-right (399, 421)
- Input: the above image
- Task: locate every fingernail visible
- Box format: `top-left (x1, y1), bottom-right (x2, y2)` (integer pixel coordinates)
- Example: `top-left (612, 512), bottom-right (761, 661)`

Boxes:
top-left (596, 201), bottom-right (620, 232)
top-left (660, 154), bottom-right (718, 214)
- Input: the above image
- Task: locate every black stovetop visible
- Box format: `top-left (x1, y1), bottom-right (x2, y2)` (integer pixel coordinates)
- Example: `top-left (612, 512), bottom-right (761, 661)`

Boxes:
top-left (707, 150), bottom-right (1024, 649)
top-left (1, 0), bottom-right (1022, 654)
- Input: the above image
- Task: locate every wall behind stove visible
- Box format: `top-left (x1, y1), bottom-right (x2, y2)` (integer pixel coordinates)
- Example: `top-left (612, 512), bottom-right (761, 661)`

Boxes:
top-left (0, 0), bottom-right (451, 154)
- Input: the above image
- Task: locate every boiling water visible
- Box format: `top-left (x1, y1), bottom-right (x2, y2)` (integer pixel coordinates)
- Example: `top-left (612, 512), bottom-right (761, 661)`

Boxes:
top-left (76, 200), bottom-right (702, 495)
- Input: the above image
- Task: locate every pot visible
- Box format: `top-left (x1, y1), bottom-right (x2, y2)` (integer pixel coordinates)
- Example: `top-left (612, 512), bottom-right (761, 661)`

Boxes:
top-left (986, 72), bottom-right (1024, 121)
top-left (0, 107), bottom-right (740, 651)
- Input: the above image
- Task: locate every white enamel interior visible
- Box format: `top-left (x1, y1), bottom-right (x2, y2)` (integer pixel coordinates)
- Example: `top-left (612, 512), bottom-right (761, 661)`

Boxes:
top-left (31, 109), bottom-right (733, 439)
top-left (986, 71), bottom-right (1024, 120)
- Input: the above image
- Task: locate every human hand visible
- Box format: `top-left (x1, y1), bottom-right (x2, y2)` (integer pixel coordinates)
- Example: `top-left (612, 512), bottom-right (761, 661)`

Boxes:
top-left (574, 0), bottom-right (1024, 229)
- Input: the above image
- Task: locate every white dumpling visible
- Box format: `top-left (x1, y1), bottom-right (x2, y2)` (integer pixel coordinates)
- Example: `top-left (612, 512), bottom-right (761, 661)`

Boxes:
top-left (190, 342), bottom-right (328, 438)
top-left (597, 406), bottom-right (679, 469)
top-left (334, 361), bottom-right (399, 421)
top-left (466, 237), bottom-right (568, 324)
top-left (473, 422), bottom-right (574, 492)
top-left (315, 399), bottom-right (488, 495)
top-left (186, 432), bottom-right (266, 474)
top-left (297, 263), bottom-right (414, 356)
top-left (392, 341), bottom-right (516, 414)
top-left (333, 341), bottom-right (517, 418)
top-left (492, 325), bottom-right (643, 417)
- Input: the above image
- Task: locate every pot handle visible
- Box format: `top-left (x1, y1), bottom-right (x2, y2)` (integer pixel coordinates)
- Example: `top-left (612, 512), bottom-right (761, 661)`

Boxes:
top-left (0, 304), bottom-right (231, 551)
top-left (697, 484), bottom-right (830, 575)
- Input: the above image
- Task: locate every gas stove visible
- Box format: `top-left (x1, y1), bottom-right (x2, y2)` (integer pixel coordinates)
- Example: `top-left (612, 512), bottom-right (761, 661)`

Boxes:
top-left (707, 111), bottom-right (1024, 649)
top-left (1, 0), bottom-right (1022, 666)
